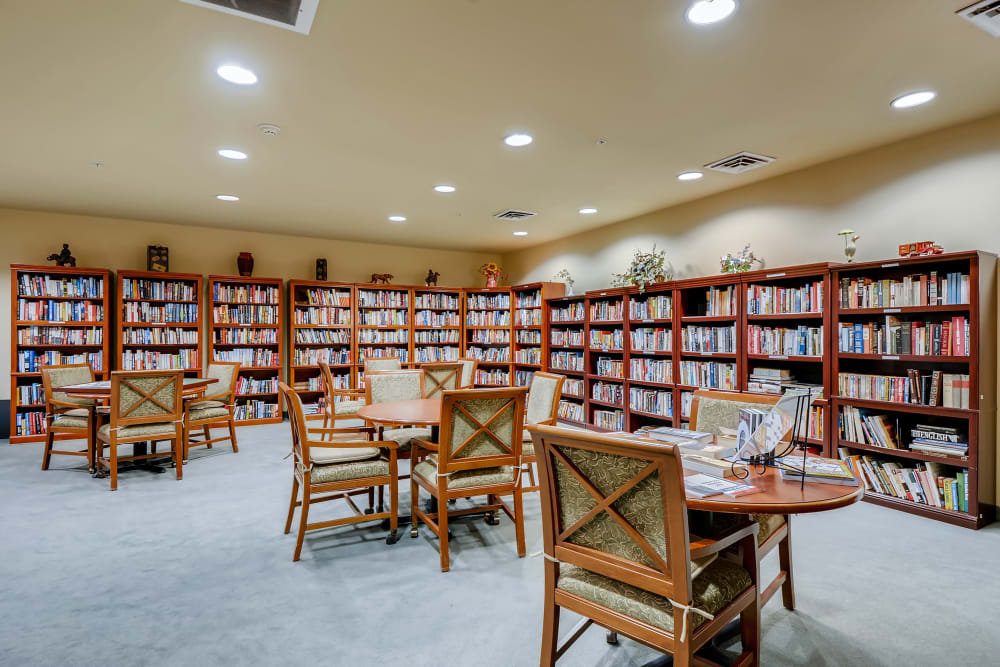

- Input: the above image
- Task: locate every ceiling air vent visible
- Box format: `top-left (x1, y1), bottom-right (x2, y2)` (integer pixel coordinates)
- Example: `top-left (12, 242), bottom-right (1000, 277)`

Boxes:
top-left (704, 152), bottom-right (776, 175)
top-left (178, 0), bottom-right (320, 35)
top-left (957, 1), bottom-right (1000, 37)
top-left (494, 210), bottom-right (537, 221)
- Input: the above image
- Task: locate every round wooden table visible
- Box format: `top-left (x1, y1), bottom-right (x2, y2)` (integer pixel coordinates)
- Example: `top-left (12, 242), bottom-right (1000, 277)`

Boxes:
top-left (356, 398), bottom-right (442, 429)
top-left (684, 466), bottom-right (864, 513)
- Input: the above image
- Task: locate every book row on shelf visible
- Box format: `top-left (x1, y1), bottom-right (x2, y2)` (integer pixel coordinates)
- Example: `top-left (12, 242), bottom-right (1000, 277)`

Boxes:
top-left (18, 300), bottom-right (103, 322)
top-left (359, 347), bottom-right (408, 363)
top-left (551, 330), bottom-right (583, 346)
top-left (215, 328), bottom-right (278, 344)
top-left (414, 293), bottom-right (459, 308)
top-left (592, 381), bottom-right (624, 405)
top-left (357, 329), bottom-right (408, 343)
top-left (837, 371), bottom-right (971, 408)
top-left (838, 406), bottom-right (969, 457)
top-left (213, 348), bottom-right (279, 367)
top-left (551, 303), bottom-right (585, 321)
top-left (702, 285), bottom-right (738, 316)
top-left (357, 289), bottom-right (408, 308)
top-left (678, 361), bottom-right (737, 390)
top-left (467, 293), bottom-right (510, 309)
top-left (18, 351), bottom-right (103, 373)
top-left (837, 317), bottom-right (969, 356)
top-left (122, 302), bottom-right (198, 323)
top-left (551, 351), bottom-right (585, 372)
top-left (515, 291), bottom-right (542, 308)
top-left (516, 330), bottom-right (542, 344)
top-left (594, 409), bottom-right (625, 430)
top-left (514, 370), bottom-right (535, 387)
top-left (212, 304), bottom-right (279, 324)
top-left (839, 449), bottom-right (970, 512)
top-left (747, 325), bottom-right (823, 357)
top-left (838, 271), bottom-right (969, 308)
top-left (15, 383), bottom-right (44, 406)
top-left (213, 283), bottom-right (280, 304)
top-left (746, 367), bottom-right (823, 397)
top-left (233, 401), bottom-right (280, 421)
top-left (629, 387), bottom-right (673, 417)
top-left (558, 400), bottom-right (584, 422)
top-left (298, 288), bottom-right (351, 306)
top-left (515, 310), bottom-right (543, 326)
top-left (121, 327), bottom-right (198, 344)
top-left (17, 326), bottom-right (103, 345)
top-left (466, 346), bottom-right (510, 362)
top-left (121, 350), bottom-right (199, 370)
top-left (631, 327), bottom-right (671, 352)
top-left (467, 311), bottom-right (510, 326)
top-left (235, 376), bottom-right (279, 395)
top-left (470, 329), bottom-right (510, 344)
top-left (295, 307), bottom-right (351, 325)
top-left (515, 349), bottom-right (542, 364)
top-left (681, 325), bottom-right (737, 354)
top-left (294, 329), bottom-right (351, 344)
top-left (746, 281), bottom-right (823, 314)
top-left (360, 309), bottom-right (408, 326)
top-left (415, 311), bottom-right (461, 326)
top-left (416, 330), bottom-right (461, 343)
top-left (630, 358), bottom-right (673, 384)
top-left (476, 368), bottom-right (510, 385)
top-left (293, 348), bottom-right (351, 365)
top-left (589, 329), bottom-right (624, 350)
top-left (563, 378), bottom-right (584, 397)
top-left (415, 347), bottom-right (461, 362)
top-left (595, 357), bottom-right (624, 378)
top-left (121, 278), bottom-right (197, 301)
top-left (17, 274), bottom-right (105, 298)
top-left (629, 295), bottom-right (671, 320)
top-left (590, 301), bottom-right (623, 321)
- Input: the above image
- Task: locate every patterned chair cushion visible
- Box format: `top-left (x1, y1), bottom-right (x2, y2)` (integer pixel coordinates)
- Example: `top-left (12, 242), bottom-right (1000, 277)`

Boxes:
top-left (413, 461), bottom-right (515, 489)
top-left (365, 358), bottom-right (402, 373)
top-left (369, 373), bottom-right (422, 403)
top-left (51, 414), bottom-right (90, 429)
top-left (204, 363), bottom-right (237, 400)
top-left (334, 399), bottom-right (366, 416)
top-left (754, 513), bottom-right (786, 544)
top-left (98, 422), bottom-right (179, 441)
top-left (189, 400), bottom-right (225, 410)
top-left (311, 457), bottom-right (390, 484)
top-left (381, 427), bottom-right (433, 449)
top-left (557, 558), bottom-right (752, 634)
top-left (693, 395), bottom-right (779, 436)
top-left (458, 360), bottom-right (476, 387)
top-left (46, 366), bottom-right (97, 406)
top-left (688, 511), bottom-right (785, 547)
top-left (522, 442), bottom-right (535, 457)
top-left (187, 406), bottom-right (230, 422)
top-left (310, 445), bottom-right (380, 465)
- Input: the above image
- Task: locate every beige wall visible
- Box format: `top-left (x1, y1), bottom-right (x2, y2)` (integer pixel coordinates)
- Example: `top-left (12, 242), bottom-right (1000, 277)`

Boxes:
top-left (1, 208), bottom-right (492, 400)
top-left (502, 112), bottom-right (1000, 289)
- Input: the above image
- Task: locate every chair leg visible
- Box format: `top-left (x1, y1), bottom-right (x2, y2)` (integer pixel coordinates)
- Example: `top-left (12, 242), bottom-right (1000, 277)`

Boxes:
top-left (228, 418), bottom-right (239, 453)
top-left (87, 420), bottom-right (96, 473)
top-left (174, 434), bottom-right (183, 481)
top-left (284, 477), bottom-right (299, 535)
top-left (41, 427), bottom-right (54, 470)
top-left (378, 485), bottom-right (385, 512)
top-left (779, 518), bottom-right (795, 610)
top-left (409, 477), bottom-right (420, 538)
top-left (741, 593), bottom-right (762, 667)
top-left (513, 486), bottom-right (526, 558)
top-left (293, 484), bottom-right (311, 562)
top-left (386, 470), bottom-right (399, 545)
top-left (540, 576), bottom-right (560, 666)
top-left (366, 487), bottom-right (375, 514)
top-left (182, 419), bottom-right (191, 462)
top-left (109, 442), bottom-right (119, 491)
top-left (439, 496), bottom-right (450, 572)
top-left (203, 425), bottom-right (212, 449)
top-left (528, 464), bottom-right (536, 489)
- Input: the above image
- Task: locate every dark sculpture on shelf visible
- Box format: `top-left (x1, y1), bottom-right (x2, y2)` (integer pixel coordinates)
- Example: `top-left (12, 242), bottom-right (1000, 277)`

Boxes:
top-left (237, 252), bottom-right (254, 277)
top-left (46, 244), bottom-right (76, 267)
top-left (370, 273), bottom-right (394, 284)
top-left (316, 258), bottom-right (328, 281)
top-left (147, 245), bottom-right (169, 272)
top-left (425, 269), bottom-right (440, 286)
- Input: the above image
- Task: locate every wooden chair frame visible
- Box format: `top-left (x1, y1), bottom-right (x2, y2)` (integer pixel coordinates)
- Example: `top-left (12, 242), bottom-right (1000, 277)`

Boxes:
top-left (690, 389), bottom-right (795, 611)
top-left (521, 372), bottom-right (566, 493)
top-left (280, 382), bottom-right (400, 561)
top-left (40, 363), bottom-right (98, 472)
top-left (420, 362), bottom-right (463, 398)
top-left (410, 386), bottom-right (528, 572)
top-left (319, 360), bottom-right (367, 434)
top-left (182, 361), bottom-right (240, 461)
top-left (95, 370), bottom-right (185, 491)
top-left (457, 357), bottom-right (479, 388)
top-left (529, 424), bottom-right (761, 667)
top-left (362, 356), bottom-right (402, 375)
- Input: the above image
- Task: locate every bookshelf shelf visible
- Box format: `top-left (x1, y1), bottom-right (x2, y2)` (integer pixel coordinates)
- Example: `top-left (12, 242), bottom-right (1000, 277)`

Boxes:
top-left (10, 264), bottom-right (112, 443)
top-left (839, 440), bottom-right (972, 468)
top-left (838, 304), bottom-right (970, 316)
top-left (837, 353), bottom-right (968, 363)
top-left (862, 491), bottom-right (978, 527)
top-left (747, 354), bottom-right (822, 362)
top-left (746, 312), bottom-right (824, 321)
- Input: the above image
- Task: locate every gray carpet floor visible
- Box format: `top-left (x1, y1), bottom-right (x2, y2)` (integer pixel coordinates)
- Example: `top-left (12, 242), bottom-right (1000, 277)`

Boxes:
top-left (2, 422), bottom-right (999, 666)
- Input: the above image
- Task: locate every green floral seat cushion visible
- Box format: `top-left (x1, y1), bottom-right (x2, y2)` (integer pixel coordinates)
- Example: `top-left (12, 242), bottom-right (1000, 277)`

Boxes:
top-left (688, 510), bottom-right (784, 546)
top-left (187, 406), bottom-right (230, 422)
top-left (522, 442), bottom-right (535, 457)
top-left (412, 461), bottom-right (514, 489)
top-left (381, 427), bottom-right (433, 450)
top-left (188, 400), bottom-right (225, 410)
top-left (310, 457), bottom-right (389, 484)
top-left (557, 558), bottom-right (751, 634)
top-left (98, 422), bottom-right (179, 441)
top-left (334, 399), bottom-right (366, 416)
top-left (310, 445), bottom-right (380, 465)
top-left (51, 408), bottom-right (91, 429)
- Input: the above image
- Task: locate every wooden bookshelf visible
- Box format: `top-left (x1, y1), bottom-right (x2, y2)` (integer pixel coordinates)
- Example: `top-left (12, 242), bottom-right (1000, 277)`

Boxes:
top-left (10, 264), bottom-right (112, 443)
top-left (547, 294), bottom-right (587, 426)
top-left (831, 251), bottom-right (996, 528)
top-left (288, 280), bottom-right (355, 421)
top-left (512, 282), bottom-right (565, 387)
top-left (585, 287), bottom-right (629, 431)
top-left (465, 286), bottom-right (513, 386)
top-left (355, 283), bottom-right (412, 384)
top-left (413, 286), bottom-right (464, 365)
top-left (625, 282), bottom-right (676, 431)
top-left (116, 270), bottom-right (203, 377)
top-left (208, 275), bottom-right (283, 426)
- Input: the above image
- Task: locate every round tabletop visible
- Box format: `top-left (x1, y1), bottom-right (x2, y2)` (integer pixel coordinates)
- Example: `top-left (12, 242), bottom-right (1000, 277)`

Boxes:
top-left (357, 398), bottom-right (442, 426)
top-left (685, 466), bottom-right (864, 514)
top-left (61, 377), bottom-right (217, 399)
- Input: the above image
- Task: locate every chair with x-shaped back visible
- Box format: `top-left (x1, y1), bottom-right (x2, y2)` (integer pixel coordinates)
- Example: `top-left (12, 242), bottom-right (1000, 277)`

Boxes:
top-left (420, 362), bottom-right (463, 398)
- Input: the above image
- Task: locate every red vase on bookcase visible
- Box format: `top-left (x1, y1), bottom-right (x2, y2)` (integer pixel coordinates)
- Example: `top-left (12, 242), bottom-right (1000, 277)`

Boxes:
top-left (486, 275), bottom-right (497, 288)
top-left (236, 252), bottom-right (254, 277)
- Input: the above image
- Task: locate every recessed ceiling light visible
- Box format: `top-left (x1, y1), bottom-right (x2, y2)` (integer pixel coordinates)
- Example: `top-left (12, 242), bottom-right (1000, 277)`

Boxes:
top-left (217, 149), bottom-right (247, 160)
top-left (687, 0), bottom-right (737, 25)
top-left (677, 171), bottom-right (704, 181)
top-left (891, 90), bottom-right (936, 110)
top-left (216, 194), bottom-right (240, 201)
top-left (433, 185), bottom-right (456, 193)
top-left (217, 64), bottom-right (257, 85)
top-left (513, 231), bottom-right (528, 236)
top-left (388, 215), bottom-right (407, 222)
top-left (579, 208), bottom-right (598, 215)
top-left (504, 133), bottom-right (533, 147)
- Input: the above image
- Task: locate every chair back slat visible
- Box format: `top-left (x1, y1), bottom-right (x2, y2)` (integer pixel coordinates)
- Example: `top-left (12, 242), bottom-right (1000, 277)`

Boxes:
top-left (40, 363), bottom-right (96, 407)
top-left (421, 362), bottom-right (462, 398)
top-left (204, 362), bottom-right (240, 402)
top-left (457, 358), bottom-right (478, 388)
top-left (529, 425), bottom-right (693, 604)
top-left (279, 382), bottom-right (308, 466)
top-left (365, 370), bottom-right (424, 405)
top-left (690, 389), bottom-right (780, 436)
top-left (110, 370), bottom-right (184, 427)
top-left (526, 371), bottom-right (565, 426)
top-left (436, 388), bottom-right (526, 473)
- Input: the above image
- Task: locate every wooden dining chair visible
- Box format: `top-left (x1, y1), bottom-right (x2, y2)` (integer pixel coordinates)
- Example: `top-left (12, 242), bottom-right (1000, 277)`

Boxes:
top-left (280, 383), bottom-right (400, 561)
top-left (520, 371), bottom-right (565, 492)
top-left (364, 370), bottom-right (432, 448)
top-left (182, 361), bottom-right (240, 462)
top-left (457, 358), bottom-right (478, 388)
top-left (39, 363), bottom-right (100, 472)
top-left (690, 389), bottom-right (794, 611)
top-left (410, 386), bottom-right (528, 572)
top-left (319, 361), bottom-right (367, 434)
top-left (529, 424), bottom-right (761, 667)
top-left (420, 362), bottom-right (463, 398)
top-left (95, 370), bottom-right (185, 491)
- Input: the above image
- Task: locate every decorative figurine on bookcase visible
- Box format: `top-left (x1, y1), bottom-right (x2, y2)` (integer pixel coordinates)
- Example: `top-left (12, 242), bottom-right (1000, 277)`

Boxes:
top-left (720, 243), bottom-right (762, 274)
top-left (838, 229), bottom-right (860, 263)
top-left (237, 252), bottom-right (254, 277)
top-left (147, 245), bottom-right (169, 272)
top-left (316, 258), bottom-right (328, 281)
top-left (898, 241), bottom-right (944, 258)
top-left (424, 269), bottom-right (440, 287)
top-left (478, 262), bottom-right (507, 288)
top-left (46, 243), bottom-right (76, 267)
top-left (610, 244), bottom-right (670, 293)
top-left (370, 273), bottom-right (394, 284)
top-left (553, 268), bottom-right (576, 296)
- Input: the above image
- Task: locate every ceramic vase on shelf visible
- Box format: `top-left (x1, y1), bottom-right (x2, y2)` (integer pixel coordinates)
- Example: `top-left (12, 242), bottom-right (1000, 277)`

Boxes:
top-left (237, 252), bottom-right (254, 277)
top-left (486, 276), bottom-right (498, 288)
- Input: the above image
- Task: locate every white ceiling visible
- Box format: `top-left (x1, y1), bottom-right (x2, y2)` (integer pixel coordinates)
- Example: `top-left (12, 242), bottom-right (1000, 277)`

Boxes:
top-left (1, 0), bottom-right (999, 251)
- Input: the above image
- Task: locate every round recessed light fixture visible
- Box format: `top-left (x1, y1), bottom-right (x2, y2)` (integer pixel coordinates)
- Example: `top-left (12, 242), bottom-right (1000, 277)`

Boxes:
top-left (217, 64), bottom-right (257, 85)
top-left (686, 0), bottom-right (737, 25)
top-left (388, 215), bottom-right (407, 222)
top-left (513, 231), bottom-right (528, 236)
top-left (891, 90), bottom-right (936, 110)
top-left (216, 194), bottom-right (240, 201)
top-left (579, 208), bottom-right (598, 215)
top-left (433, 185), bottom-right (456, 193)
top-left (677, 171), bottom-right (704, 181)
top-left (504, 133), bottom-right (534, 147)
top-left (217, 148), bottom-right (247, 160)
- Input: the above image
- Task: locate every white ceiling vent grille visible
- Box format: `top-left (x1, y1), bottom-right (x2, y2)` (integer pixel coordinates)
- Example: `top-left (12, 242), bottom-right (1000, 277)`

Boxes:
top-left (494, 210), bottom-right (537, 221)
top-left (957, 1), bottom-right (1000, 37)
top-left (178, 0), bottom-right (320, 35)
top-left (705, 152), bottom-right (776, 174)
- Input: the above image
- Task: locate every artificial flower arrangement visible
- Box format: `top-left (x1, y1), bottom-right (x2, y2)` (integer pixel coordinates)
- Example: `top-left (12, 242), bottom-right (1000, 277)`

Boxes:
top-left (720, 243), bottom-right (763, 274)
top-left (610, 245), bottom-right (671, 293)
top-left (479, 262), bottom-right (508, 287)
top-left (553, 268), bottom-right (576, 295)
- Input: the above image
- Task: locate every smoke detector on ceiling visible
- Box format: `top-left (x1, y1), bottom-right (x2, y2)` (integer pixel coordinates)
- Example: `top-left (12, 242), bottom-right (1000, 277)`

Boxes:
top-left (178, 0), bottom-right (320, 35)
top-left (258, 123), bottom-right (281, 137)
top-left (956, 1), bottom-right (1000, 37)
top-left (704, 152), bottom-right (775, 175)
top-left (494, 210), bottom-right (537, 221)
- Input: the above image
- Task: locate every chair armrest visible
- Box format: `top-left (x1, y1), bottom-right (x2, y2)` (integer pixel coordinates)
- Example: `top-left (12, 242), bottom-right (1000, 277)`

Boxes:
top-left (331, 388), bottom-right (366, 400)
top-left (689, 520), bottom-right (759, 560)
top-left (307, 438), bottom-right (397, 451)
top-left (200, 391), bottom-right (233, 403)
top-left (49, 399), bottom-right (92, 411)
top-left (411, 438), bottom-right (439, 453)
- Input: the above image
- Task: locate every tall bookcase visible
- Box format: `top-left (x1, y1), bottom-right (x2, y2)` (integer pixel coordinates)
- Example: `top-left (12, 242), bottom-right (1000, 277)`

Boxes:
top-left (512, 282), bottom-right (565, 387)
top-left (548, 294), bottom-right (587, 426)
top-left (208, 275), bottom-right (283, 426)
top-left (831, 251), bottom-right (996, 528)
top-left (626, 282), bottom-right (676, 432)
top-left (586, 287), bottom-right (629, 431)
top-left (288, 280), bottom-right (355, 419)
top-left (356, 283), bottom-right (412, 384)
top-left (413, 286), bottom-right (464, 365)
top-left (116, 270), bottom-right (203, 376)
top-left (465, 287), bottom-right (513, 386)
top-left (10, 264), bottom-right (112, 443)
